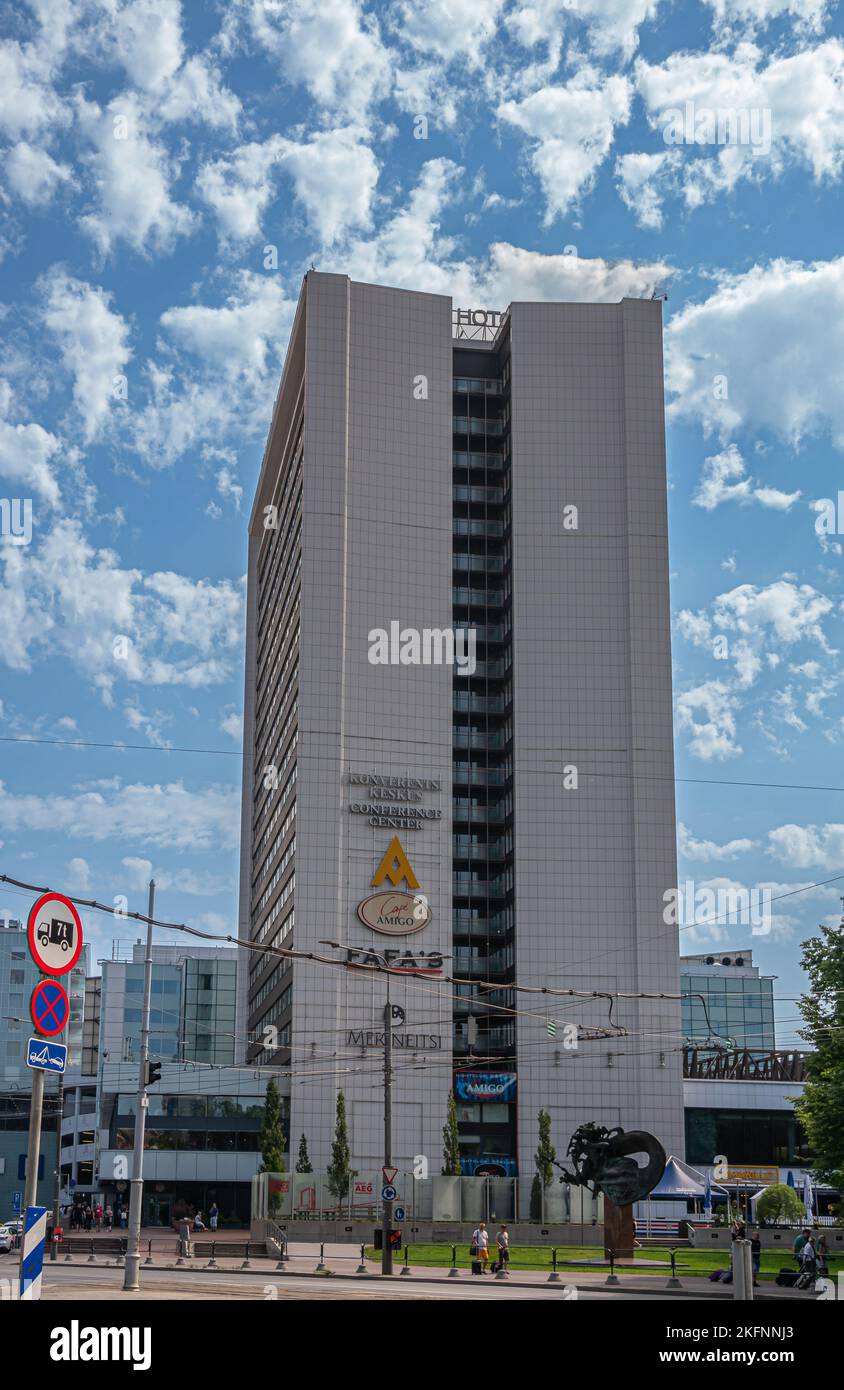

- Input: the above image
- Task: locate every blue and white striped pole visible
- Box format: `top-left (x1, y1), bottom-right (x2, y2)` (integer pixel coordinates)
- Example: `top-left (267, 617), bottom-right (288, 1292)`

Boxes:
top-left (20, 1206), bottom-right (48, 1301)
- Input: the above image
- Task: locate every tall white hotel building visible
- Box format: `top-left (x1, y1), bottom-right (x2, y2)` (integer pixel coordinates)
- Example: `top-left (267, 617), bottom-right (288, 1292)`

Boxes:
top-left (237, 271), bottom-right (685, 1177)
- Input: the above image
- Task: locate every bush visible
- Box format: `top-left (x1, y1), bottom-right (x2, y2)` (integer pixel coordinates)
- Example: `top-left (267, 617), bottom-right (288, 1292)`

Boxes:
top-left (756, 1184), bottom-right (806, 1226)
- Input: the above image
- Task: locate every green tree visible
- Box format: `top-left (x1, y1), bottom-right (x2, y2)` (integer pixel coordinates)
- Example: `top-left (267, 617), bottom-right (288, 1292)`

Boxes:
top-left (327, 1090), bottom-right (355, 1201)
top-left (295, 1133), bottom-right (313, 1174)
top-left (442, 1091), bottom-right (461, 1176)
top-left (756, 1184), bottom-right (805, 1226)
top-left (794, 915), bottom-right (844, 1189)
top-left (259, 1076), bottom-right (286, 1174)
top-left (530, 1109), bottom-right (556, 1219)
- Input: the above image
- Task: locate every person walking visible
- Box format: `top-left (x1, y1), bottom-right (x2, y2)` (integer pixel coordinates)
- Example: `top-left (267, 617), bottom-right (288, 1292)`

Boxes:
top-left (209, 1202), bottom-right (219, 1232)
top-left (793, 1228), bottom-right (810, 1264)
top-left (816, 1235), bottom-right (830, 1278)
top-left (104, 1204), bottom-right (113, 1231)
top-left (797, 1234), bottom-right (817, 1289)
top-left (495, 1226), bottom-right (510, 1273)
top-left (750, 1232), bottom-right (761, 1286)
top-left (472, 1221), bottom-right (489, 1272)
top-left (84, 1204), bottom-right (93, 1233)
top-left (95, 1202), bottom-right (103, 1232)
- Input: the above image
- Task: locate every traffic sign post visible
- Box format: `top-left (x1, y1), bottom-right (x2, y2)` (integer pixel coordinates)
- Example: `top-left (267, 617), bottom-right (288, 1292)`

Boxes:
top-left (21, 889), bottom-right (81, 1289)
top-left (26, 1038), bottom-right (67, 1072)
top-left (19, 1205), bottom-right (48, 1300)
top-left (30, 979), bottom-right (70, 1035)
top-left (27, 892), bottom-right (83, 976)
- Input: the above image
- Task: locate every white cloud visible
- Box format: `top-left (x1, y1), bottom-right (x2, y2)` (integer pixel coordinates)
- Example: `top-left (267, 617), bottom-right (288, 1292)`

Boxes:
top-left (390, 0), bottom-right (505, 64)
top-left (276, 126), bottom-right (380, 245)
top-left (507, 0), bottom-right (662, 59)
top-left (0, 777), bottom-right (240, 850)
top-left (498, 69), bottom-right (632, 222)
top-left (40, 271), bottom-right (132, 444)
top-left (665, 256), bottom-right (844, 448)
top-left (693, 444), bottom-right (800, 512)
top-left (768, 821), bottom-right (844, 869)
top-left (75, 92), bottom-right (197, 256)
top-left (131, 273), bottom-right (295, 467)
top-left (121, 855), bottom-right (232, 895)
top-left (679, 822), bottom-right (755, 861)
top-left (4, 142), bottom-right (71, 206)
top-left (675, 680), bottom-right (742, 760)
top-left (220, 710), bottom-right (243, 741)
top-left (249, 0), bottom-right (393, 122)
top-left (329, 158), bottom-right (673, 302)
top-left (65, 856), bottom-right (91, 891)
top-left (631, 41), bottom-right (844, 222)
top-left (196, 138), bottom-right (284, 243)
top-left (703, 0), bottom-right (830, 32)
top-left (0, 416), bottom-right (61, 507)
top-left (615, 150), bottom-right (680, 229)
top-left (0, 518), bottom-right (245, 700)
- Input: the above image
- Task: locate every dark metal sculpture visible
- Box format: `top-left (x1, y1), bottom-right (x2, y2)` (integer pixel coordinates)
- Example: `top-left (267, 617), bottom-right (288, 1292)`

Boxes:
top-left (554, 1122), bottom-right (667, 1206)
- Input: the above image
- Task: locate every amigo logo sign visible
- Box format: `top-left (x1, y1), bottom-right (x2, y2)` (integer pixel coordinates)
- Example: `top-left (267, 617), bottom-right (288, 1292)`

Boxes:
top-left (357, 890), bottom-right (431, 935)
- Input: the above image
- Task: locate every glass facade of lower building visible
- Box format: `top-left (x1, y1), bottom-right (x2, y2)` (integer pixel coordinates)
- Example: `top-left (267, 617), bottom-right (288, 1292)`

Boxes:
top-left (685, 1107), bottom-right (811, 1167)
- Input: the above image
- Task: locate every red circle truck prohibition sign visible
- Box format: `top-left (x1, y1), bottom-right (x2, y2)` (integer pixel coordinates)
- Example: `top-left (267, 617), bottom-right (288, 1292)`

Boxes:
top-left (27, 892), bottom-right (83, 976)
top-left (30, 978), bottom-right (70, 1036)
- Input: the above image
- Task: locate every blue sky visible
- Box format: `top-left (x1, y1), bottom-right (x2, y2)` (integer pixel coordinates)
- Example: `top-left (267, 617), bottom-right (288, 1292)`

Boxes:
top-left (1, 0), bottom-right (843, 1049)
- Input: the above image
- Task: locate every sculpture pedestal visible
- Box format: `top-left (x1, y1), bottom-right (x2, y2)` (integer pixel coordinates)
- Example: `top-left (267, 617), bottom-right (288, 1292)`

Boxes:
top-left (603, 1201), bottom-right (635, 1258)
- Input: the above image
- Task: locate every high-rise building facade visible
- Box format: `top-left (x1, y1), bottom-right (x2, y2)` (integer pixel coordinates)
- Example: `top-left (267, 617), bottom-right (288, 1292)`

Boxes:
top-left (238, 272), bottom-right (685, 1177)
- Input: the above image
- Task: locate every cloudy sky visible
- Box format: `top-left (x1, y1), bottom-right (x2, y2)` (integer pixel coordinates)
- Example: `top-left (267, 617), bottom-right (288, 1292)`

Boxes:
top-left (1, 0), bottom-right (843, 1045)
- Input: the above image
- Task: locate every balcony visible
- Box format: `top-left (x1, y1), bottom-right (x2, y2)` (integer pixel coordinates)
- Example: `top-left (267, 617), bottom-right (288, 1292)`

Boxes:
top-left (453, 451), bottom-right (504, 471)
top-left (452, 554), bottom-right (505, 575)
top-left (453, 417), bottom-right (504, 436)
top-left (453, 518), bottom-right (505, 539)
top-left (453, 377), bottom-right (502, 394)
top-left (452, 587), bottom-right (506, 608)
top-left (452, 764), bottom-right (511, 786)
top-left (452, 799), bottom-right (508, 824)
top-left (453, 692), bottom-right (510, 714)
top-left (452, 837), bottom-right (510, 861)
top-left (453, 728), bottom-right (508, 750)
top-left (453, 485), bottom-right (505, 505)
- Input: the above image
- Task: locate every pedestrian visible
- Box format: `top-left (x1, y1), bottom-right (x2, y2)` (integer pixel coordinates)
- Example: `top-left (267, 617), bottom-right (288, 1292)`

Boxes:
top-left (730, 1218), bottom-right (746, 1242)
top-left (118, 1206), bottom-right (127, 1229)
top-left (95, 1202), bottom-right (103, 1232)
top-left (816, 1236), bottom-right (830, 1278)
top-left (84, 1204), bottom-right (93, 1232)
top-left (209, 1202), bottom-right (219, 1232)
top-left (495, 1226), bottom-right (510, 1273)
top-left (194, 1210), bottom-right (206, 1232)
top-left (471, 1221), bottom-right (489, 1272)
top-left (793, 1228), bottom-right (810, 1264)
top-left (104, 1205), bottom-right (113, 1231)
top-left (750, 1232), bottom-right (761, 1285)
top-left (795, 1234), bottom-right (817, 1289)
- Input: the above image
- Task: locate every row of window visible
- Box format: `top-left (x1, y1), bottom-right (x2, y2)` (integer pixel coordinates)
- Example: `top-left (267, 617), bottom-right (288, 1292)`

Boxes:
top-left (115, 1129), bottom-right (263, 1152)
top-left (251, 907), bottom-right (294, 980)
top-left (115, 1094), bottom-right (265, 1118)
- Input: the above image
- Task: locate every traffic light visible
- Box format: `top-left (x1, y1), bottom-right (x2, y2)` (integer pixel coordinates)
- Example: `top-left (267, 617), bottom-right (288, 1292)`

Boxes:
top-left (144, 1060), bottom-right (162, 1087)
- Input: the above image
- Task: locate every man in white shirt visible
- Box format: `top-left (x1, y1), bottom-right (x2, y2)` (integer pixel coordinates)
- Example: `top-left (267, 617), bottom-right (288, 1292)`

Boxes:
top-left (472, 1222), bottom-right (490, 1271)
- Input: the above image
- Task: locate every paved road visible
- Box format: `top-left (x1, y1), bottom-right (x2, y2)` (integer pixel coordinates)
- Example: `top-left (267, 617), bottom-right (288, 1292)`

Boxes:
top-left (36, 1264), bottom-right (639, 1300)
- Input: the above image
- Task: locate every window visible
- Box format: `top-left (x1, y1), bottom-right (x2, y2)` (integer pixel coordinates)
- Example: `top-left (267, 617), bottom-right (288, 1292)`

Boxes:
top-left (10, 970), bottom-right (24, 984)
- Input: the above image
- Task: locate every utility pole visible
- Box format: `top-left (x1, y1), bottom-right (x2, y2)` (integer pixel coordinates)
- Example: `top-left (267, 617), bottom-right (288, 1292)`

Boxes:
top-left (123, 879), bottom-right (155, 1291)
top-left (18, 1066), bottom-right (45, 1284)
top-left (50, 1070), bottom-right (64, 1260)
top-left (381, 986), bottom-right (393, 1276)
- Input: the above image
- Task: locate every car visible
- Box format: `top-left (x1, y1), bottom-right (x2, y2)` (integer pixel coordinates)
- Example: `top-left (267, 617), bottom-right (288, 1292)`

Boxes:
top-left (0, 1228), bottom-right (15, 1254)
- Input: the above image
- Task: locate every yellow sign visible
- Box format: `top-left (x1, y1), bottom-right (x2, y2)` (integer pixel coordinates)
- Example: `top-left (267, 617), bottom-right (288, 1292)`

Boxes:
top-left (371, 837), bottom-right (419, 890)
top-left (723, 1166), bottom-right (778, 1185)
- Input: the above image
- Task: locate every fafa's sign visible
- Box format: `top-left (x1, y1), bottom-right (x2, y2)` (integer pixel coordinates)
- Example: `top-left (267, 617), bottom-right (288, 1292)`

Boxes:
top-left (345, 945), bottom-right (443, 974)
top-left (357, 890), bottom-right (431, 935)
top-left (454, 1072), bottom-right (517, 1103)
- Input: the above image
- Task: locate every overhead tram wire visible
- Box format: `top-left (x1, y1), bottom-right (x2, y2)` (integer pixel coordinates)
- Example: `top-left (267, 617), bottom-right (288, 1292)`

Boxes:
top-left (5, 733), bottom-right (844, 796)
top-left (0, 869), bottom-right (728, 1040)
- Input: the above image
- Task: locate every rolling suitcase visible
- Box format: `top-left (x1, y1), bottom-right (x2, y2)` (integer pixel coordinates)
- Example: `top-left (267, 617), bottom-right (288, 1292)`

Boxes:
top-left (471, 1259), bottom-right (483, 1275)
top-left (775, 1269), bottom-right (799, 1287)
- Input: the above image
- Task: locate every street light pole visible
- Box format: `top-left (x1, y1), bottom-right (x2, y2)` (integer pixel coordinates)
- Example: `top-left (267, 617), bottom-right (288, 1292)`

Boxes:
top-left (123, 879), bottom-right (155, 1292)
top-left (381, 984), bottom-right (393, 1277)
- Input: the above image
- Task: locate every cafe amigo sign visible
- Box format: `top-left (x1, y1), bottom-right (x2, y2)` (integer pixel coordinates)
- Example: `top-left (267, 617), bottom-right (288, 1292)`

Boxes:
top-left (356, 836), bottom-right (432, 936)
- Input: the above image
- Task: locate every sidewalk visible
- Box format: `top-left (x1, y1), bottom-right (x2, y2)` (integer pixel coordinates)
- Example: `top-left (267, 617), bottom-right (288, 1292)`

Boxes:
top-left (45, 1239), bottom-right (818, 1298)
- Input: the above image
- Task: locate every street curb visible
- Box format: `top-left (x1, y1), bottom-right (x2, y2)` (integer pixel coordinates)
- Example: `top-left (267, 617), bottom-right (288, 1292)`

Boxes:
top-left (45, 1260), bottom-right (795, 1299)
